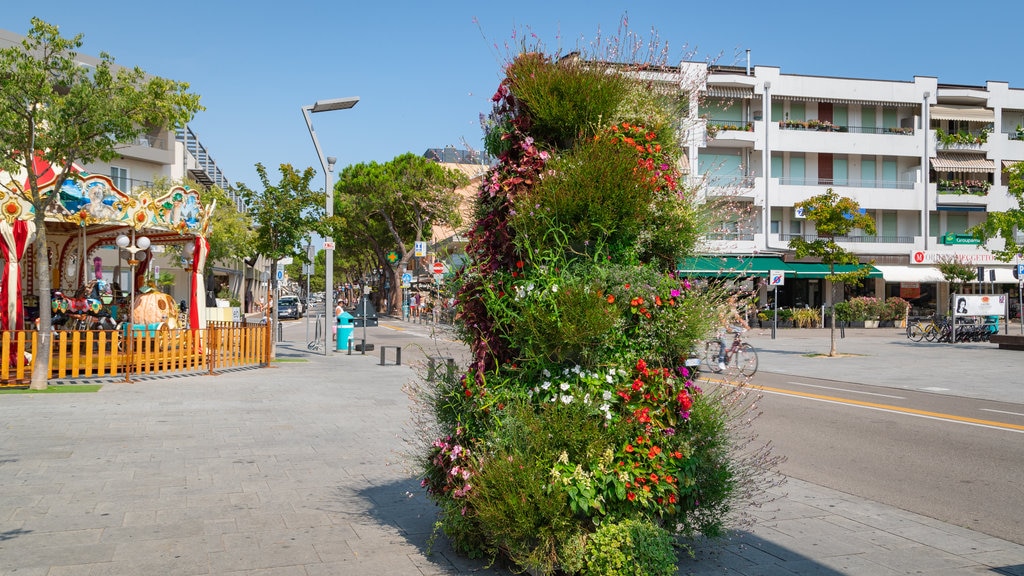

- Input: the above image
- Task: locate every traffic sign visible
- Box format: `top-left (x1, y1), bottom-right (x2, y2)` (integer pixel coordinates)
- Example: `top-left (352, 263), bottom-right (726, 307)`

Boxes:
top-left (401, 273), bottom-right (412, 284)
top-left (432, 261), bottom-right (445, 275)
top-left (323, 241), bottom-right (335, 250)
top-left (276, 269), bottom-right (284, 281)
top-left (414, 241), bottom-right (427, 257)
top-left (768, 270), bottom-right (785, 286)
top-left (1014, 264), bottom-right (1024, 280)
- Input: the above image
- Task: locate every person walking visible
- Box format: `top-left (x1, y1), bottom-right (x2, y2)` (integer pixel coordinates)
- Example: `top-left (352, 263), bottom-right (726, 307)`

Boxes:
top-left (333, 299), bottom-right (344, 341)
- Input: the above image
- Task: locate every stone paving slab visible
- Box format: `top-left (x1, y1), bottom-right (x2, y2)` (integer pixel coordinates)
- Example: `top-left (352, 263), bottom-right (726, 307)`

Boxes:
top-left (0, 319), bottom-right (1020, 575)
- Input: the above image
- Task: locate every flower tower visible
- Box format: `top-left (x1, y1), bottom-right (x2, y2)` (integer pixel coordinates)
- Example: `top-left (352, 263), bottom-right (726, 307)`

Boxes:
top-left (419, 50), bottom-right (738, 575)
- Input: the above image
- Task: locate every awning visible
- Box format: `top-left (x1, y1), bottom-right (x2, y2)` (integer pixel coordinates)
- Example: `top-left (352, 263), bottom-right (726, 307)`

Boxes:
top-left (930, 154), bottom-right (996, 173)
top-left (1002, 159), bottom-right (1023, 170)
top-left (677, 256), bottom-right (791, 277)
top-left (706, 86), bottom-right (756, 99)
top-left (874, 265), bottom-right (946, 283)
top-left (929, 105), bottom-right (994, 123)
top-left (937, 205), bottom-right (987, 212)
top-left (785, 262), bottom-right (883, 279)
top-left (778, 95), bottom-right (910, 107)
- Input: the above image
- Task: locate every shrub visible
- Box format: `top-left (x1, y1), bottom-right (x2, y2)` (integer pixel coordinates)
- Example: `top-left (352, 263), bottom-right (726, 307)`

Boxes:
top-left (577, 519), bottom-right (678, 576)
top-left (881, 297), bottom-right (910, 321)
top-left (790, 307), bottom-right (821, 328)
top-left (845, 296), bottom-right (883, 321)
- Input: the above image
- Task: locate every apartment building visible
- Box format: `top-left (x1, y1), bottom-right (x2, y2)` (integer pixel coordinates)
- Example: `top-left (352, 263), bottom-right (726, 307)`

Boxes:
top-left (677, 61), bottom-right (1024, 316)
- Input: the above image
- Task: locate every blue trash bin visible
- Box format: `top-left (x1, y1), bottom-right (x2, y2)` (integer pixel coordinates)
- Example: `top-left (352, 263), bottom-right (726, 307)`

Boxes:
top-left (336, 311), bottom-right (354, 351)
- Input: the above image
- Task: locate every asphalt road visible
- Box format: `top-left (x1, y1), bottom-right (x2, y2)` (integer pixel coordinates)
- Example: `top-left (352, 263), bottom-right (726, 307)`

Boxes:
top-left (735, 355), bottom-right (1024, 546)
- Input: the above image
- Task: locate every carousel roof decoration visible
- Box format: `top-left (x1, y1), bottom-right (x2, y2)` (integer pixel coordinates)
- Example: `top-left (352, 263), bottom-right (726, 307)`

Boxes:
top-left (0, 156), bottom-right (210, 237)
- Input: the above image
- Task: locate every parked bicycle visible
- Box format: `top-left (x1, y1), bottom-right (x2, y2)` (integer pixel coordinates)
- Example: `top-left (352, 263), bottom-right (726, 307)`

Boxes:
top-left (906, 316), bottom-right (941, 342)
top-left (704, 327), bottom-right (758, 376)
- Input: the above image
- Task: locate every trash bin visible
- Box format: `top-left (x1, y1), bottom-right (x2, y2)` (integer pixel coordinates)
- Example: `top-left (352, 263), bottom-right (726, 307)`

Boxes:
top-left (336, 310), bottom-right (354, 352)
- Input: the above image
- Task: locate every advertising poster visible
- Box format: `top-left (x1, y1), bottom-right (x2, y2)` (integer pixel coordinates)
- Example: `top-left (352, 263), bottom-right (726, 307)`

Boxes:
top-left (952, 294), bottom-right (1006, 317)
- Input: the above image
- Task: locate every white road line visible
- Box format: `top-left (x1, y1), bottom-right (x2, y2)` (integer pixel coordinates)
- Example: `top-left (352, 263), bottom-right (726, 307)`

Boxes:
top-left (980, 408), bottom-right (1024, 418)
top-left (787, 381), bottom-right (905, 399)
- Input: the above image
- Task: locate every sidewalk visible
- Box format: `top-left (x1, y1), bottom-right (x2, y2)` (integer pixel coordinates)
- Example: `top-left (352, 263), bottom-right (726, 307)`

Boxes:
top-left (0, 319), bottom-right (1019, 575)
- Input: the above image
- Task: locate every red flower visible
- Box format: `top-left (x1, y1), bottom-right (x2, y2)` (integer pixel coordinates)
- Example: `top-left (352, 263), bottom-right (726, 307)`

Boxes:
top-left (668, 494), bottom-right (677, 504)
top-left (607, 294), bottom-right (615, 304)
top-left (677, 390), bottom-right (693, 411)
top-left (627, 492), bottom-right (636, 501)
top-left (672, 451), bottom-right (683, 459)
top-left (631, 378), bottom-right (643, 391)
top-left (647, 446), bottom-right (662, 459)
top-left (624, 283), bottom-right (631, 289)
top-left (515, 260), bottom-right (524, 269)
top-left (625, 444), bottom-right (635, 453)
top-left (636, 358), bottom-right (647, 372)
top-left (655, 296), bottom-right (662, 306)
top-left (650, 472), bottom-right (659, 482)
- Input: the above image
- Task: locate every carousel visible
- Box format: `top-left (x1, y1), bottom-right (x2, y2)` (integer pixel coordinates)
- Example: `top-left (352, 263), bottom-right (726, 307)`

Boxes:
top-left (0, 157), bottom-right (214, 342)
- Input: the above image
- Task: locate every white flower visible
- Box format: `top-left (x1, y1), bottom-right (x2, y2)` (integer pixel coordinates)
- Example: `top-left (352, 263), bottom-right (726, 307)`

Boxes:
top-left (561, 395), bottom-right (573, 404)
top-left (527, 283), bottom-right (535, 292)
top-left (605, 374), bottom-right (614, 383)
top-left (602, 390), bottom-right (612, 401)
top-left (542, 369), bottom-right (551, 378)
top-left (560, 382), bottom-right (570, 391)
top-left (552, 284), bottom-right (559, 293)
top-left (584, 393), bottom-right (591, 405)
top-left (572, 365), bottom-right (581, 374)
top-left (541, 381), bottom-right (551, 390)
top-left (515, 286), bottom-right (526, 299)
top-left (599, 403), bottom-right (610, 412)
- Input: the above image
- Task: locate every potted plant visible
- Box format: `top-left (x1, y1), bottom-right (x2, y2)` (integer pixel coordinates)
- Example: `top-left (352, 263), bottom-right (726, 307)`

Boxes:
top-left (881, 297), bottom-right (910, 328)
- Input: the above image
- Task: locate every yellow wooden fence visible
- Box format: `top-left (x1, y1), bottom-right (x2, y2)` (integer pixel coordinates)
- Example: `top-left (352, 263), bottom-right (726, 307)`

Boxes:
top-left (1, 322), bottom-right (270, 386)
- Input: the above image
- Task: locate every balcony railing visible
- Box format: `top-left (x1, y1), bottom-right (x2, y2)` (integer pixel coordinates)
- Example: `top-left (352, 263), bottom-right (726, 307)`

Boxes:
top-left (778, 177), bottom-right (915, 190)
top-left (705, 176), bottom-right (757, 188)
top-left (936, 180), bottom-right (990, 196)
top-left (109, 177), bottom-right (155, 194)
top-left (706, 119), bottom-right (754, 133)
top-left (778, 121), bottom-right (914, 135)
top-left (707, 232), bottom-right (756, 241)
top-left (779, 233), bottom-right (916, 244)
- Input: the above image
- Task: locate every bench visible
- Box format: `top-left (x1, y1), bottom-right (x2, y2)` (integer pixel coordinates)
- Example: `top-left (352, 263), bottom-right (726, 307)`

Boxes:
top-left (380, 345), bottom-right (401, 366)
top-left (427, 356), bottom-right (457, 381)
top-left (989, 334), bottom-right (1024, 351)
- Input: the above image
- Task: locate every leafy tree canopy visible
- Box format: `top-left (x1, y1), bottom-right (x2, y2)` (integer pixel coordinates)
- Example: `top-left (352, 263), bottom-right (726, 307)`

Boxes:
top-left (971, 161), bottom-right (1024, 261)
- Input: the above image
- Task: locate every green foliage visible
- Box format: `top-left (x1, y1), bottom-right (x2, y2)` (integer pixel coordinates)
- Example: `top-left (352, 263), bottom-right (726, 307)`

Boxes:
top-left (970, 161), bottom-right (1024, 262)
top-left (881, 297), bottom-right (910, 322)
top-left (579, 519), bottom-right (678, 576)
top-left (790, 307), bottom-right (821, 328)
top-left (506, 53), bottom-right (631, 150)
top-left (935, 254), bottom-right (979, 292)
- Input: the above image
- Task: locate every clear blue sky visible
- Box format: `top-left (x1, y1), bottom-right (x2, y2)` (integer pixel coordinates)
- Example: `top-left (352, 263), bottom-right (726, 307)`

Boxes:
top-left (4, 1), bottom-right (1023, 191)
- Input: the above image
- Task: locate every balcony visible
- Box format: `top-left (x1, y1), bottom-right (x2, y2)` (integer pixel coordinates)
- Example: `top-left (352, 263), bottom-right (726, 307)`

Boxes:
top-left (778, 120), bottom-right (914, 136)
top-left (936, 180), bottom-right (990, 196)
top-left (779, 233), bottom-right (916, 244)
top-left (778, 177), bottom-right (914, 190)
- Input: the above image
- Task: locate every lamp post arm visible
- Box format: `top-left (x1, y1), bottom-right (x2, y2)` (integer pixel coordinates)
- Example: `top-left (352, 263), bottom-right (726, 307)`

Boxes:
top-left (301, 106), bottom-right (329, 176)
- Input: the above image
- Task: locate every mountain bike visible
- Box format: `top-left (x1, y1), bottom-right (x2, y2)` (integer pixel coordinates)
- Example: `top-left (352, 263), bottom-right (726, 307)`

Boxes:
top-left (704, 327), bottom-right (758, 376)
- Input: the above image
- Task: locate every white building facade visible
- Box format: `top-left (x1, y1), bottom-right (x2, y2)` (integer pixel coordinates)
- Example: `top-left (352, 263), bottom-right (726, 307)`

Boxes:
top-left (678, 61), bottom-right (1024, 316)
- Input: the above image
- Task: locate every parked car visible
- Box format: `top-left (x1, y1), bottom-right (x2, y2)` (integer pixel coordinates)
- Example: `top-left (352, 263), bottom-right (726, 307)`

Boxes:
top-left (278, 296), bottom-right (302, 320)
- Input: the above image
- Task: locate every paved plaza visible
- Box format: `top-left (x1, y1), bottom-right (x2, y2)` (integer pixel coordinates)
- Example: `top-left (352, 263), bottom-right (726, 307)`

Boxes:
top-left (0, 319), bottom-right (1021, 575)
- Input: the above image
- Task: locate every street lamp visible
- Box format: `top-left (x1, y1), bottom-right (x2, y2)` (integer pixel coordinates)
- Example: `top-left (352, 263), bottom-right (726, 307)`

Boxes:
top-left (302, 96), bottom-right (359, 355)
top-left (116, 231), bottom-right (150, 382)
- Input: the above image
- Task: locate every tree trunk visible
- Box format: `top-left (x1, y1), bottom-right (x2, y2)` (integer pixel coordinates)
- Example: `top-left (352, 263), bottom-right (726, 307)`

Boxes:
top-left (29, 217), bottom-right (52, 390)
top-left (829, 307), bottom-right (838, 357)
top-left (268, 260), bottom-right (278, 359)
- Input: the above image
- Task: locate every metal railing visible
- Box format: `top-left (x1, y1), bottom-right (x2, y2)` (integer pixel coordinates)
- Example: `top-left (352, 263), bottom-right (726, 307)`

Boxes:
top-left (778, 123), bottom-right (914, 135)
top-left (778, 177), bottom-right (915, 190)
top-left (779, 233), bottom-right (915, 244)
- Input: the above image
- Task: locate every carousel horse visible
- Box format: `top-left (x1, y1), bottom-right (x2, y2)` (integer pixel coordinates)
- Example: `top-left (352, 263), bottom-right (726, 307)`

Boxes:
top-left (50, 280), bottom-right (118, 331)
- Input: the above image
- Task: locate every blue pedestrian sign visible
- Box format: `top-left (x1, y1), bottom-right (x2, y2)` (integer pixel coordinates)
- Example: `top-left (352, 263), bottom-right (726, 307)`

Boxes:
top-left (401, 273), bottom-right (412, 287)
top-left (1015, 264), bottom-right (1024, 280)
top-left (769, 270), bottom-right (785, 286)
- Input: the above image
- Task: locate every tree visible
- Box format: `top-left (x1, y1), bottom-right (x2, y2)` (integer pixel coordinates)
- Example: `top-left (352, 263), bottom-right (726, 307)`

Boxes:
top-left (935, 254), bottom-right (978, 314)
top-left (971, 161), bottom-right (1024, 261)
top-left (236, 163), bottom-right (324, 349)
top-left (0, 18), bottom-right (202, 389)
top-left (334, 153), bottom-right (467, 314)
top-left (789, 188), bottom-right (876, 357)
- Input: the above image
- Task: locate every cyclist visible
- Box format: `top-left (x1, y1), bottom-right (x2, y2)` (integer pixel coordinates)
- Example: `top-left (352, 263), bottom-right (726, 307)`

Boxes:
top-left (716, 294), bottom-right (750, 370)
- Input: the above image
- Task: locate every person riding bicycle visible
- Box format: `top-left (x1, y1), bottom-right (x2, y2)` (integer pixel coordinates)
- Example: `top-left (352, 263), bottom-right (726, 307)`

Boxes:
top-left (717, 294), bottom-right (751, 370)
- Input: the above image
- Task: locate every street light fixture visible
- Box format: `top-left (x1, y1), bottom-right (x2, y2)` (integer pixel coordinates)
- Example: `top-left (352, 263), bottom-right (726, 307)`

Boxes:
top-left (302, 96), bottom-right (359, 355)
top-left (116, 231), bottom-right (150, 382)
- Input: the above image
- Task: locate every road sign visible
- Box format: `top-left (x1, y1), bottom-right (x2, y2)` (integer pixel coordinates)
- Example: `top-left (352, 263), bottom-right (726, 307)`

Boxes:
top-left (276, 269), bottom-right (284, 281)
top-left (414, 241), bottom-right (427, 257)
top-left (401, 272), bottom-right (412, 284)
top-left (432, 261), bottom-right (445, 275)
top-left (323, 241), bottom-right (335, 250)
top-left (769, 270), bottom-right (785, 286)
top-left (386, 251), bottom-right (399, 265)
top-left (434, 273), bottom-right (444, 283)
top-left (1014, 264), bottom-right (1024, 279)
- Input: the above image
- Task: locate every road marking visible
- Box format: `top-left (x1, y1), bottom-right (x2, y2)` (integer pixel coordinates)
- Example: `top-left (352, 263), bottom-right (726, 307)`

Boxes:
top-left (980, 408), bottom-right (1024, 418)
top-left (787, 381), bottom-right (905, 399)
top-left (731, 382), bottom-right (1024, 434)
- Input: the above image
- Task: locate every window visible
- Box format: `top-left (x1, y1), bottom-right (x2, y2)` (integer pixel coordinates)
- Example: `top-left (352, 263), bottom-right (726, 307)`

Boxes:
top-left (790, 102), bottom-right (806, 122)
top-left (770, 207), bottom-right (782, 234)
top-left (789, 218), bottom-right (803, 235)
top-left (110, 166), bottom-right (128, 192)
top-left (790, 155), bottom-right (805, 185)
top-left (862, 106), bottom-right (876, 130)
top-left (861, 158), bottom-right (876, 187)
top-left (833, 156), bottom-right (848, 186)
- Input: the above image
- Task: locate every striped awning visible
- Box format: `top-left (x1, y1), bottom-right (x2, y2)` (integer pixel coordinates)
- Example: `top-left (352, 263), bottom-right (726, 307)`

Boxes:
top-left (777, 95), bottom-right (911, 107)
top-left (706, 86), bottom-right (756, 99)
top-left (929, 105), bottom-right (994, 123)
top-left (930, 153), bottom-right (995, 172)
top-left (1002, 159), bottom-right (1023, 169)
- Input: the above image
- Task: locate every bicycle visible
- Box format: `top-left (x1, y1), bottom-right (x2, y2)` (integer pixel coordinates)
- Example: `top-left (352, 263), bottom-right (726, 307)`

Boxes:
top-left (704, 327), bottom-right (758, 376)
top-left (906, 316), bottom-right (941, 342)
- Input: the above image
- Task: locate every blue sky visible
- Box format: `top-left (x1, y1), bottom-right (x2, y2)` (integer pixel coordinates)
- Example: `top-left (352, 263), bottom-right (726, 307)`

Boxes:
top-left (4, 1), bottom-right (1023, 191)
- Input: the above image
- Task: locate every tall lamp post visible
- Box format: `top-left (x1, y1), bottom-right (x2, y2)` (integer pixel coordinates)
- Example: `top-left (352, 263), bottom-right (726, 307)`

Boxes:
top-left (116, 231), bottom-right (150, 382)
top-left (302, 96), bottom-right (359, 355)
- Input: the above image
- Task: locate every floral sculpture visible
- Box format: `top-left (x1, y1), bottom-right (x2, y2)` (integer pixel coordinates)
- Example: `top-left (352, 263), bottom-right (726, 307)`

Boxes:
top-left (415, 47), bottom-right (756, 575)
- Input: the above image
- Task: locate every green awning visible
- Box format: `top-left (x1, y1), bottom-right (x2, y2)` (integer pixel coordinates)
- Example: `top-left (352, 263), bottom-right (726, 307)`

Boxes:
top-left (677, 257), bottom-right (794, 278)
top-left (786, 262), bottom-right (883, 279)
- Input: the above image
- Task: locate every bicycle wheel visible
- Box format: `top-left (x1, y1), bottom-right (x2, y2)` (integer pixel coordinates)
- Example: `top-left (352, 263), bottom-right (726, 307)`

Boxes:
top-left (908, 323), bottom-right (925, 342)
top-left (704, 341), bottom-right (725, 373)
top-left (924, 324), bottom-right (939, 342)
top-left (734, 343), bottom-right (758, 376)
